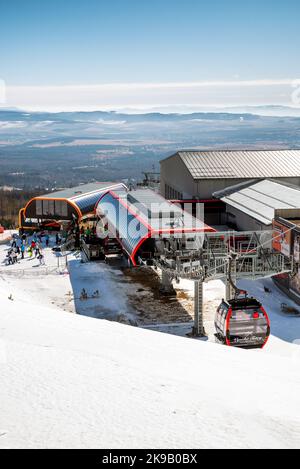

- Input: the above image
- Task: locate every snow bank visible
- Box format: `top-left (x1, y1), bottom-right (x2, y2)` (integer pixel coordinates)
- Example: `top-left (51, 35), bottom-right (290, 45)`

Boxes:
top-left (0, 288), bottom-right (300, 449)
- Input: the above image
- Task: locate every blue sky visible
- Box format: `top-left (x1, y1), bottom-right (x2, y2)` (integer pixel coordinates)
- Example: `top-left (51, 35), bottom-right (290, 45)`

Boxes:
top-left (1, 0), bottom-right (300, 110)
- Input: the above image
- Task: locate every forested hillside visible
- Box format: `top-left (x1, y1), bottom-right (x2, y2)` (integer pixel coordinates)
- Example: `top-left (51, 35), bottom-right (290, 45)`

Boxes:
top-left (0, 189), bottom-right (42, 228)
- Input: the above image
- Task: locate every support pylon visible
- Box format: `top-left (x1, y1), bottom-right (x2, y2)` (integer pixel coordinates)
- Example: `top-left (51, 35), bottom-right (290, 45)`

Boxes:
top-left (192, 279), bottom-right (206, 337)
top-left (226, 257), bottom-right (237, 301)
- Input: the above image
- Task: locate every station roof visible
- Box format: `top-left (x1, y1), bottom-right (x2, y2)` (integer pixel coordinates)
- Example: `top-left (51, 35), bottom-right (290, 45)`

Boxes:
top-left (162, 150), bottom-right (300, 180)
top-left (110, 188), bottom-right (213, 232)
top-left (96, 188), bottom-right (215, 265)
top-left (213, 179), bottom-right (300, 225)
top-left (24, 182), bottom-right (127, 220)
top-left (40, 182), bottom-right (121, 200)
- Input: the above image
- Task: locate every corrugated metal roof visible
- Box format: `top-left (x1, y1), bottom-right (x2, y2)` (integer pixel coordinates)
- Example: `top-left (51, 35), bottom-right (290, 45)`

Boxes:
top-left (35, 182), bottom-right (127, 217)
top-left (214, 179), bottom-right (300, 225)
top-left (41, 182), bottom-right (122, 200)
top-left (99, 188), bottom-right (213, 232)
top-left (127, 189), bottom-right (183, 219)
top-left (175, 150), bottom-right (300, 180)
top-left (97, 188), bottom-right (215, 265)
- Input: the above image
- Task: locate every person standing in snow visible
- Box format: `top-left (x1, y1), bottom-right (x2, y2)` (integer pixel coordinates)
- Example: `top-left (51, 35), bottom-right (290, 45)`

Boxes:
top-left (45, 234), bottom-right (50, 247)
top-left (21, 233), bottom-right (27, 245)
top-left (21, 244), bottom-right (25, 259)
top-left (56, 233), bottom-right (61, 245)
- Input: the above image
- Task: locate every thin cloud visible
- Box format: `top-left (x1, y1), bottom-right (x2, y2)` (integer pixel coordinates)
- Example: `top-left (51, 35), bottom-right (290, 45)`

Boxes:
top-left (2, 79), bottom-right (300, 112)
top-left (7, 78), bottom-right (300, 91)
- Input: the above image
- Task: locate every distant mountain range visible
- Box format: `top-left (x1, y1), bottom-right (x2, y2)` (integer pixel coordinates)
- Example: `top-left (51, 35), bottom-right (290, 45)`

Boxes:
top-left (0, 108), bottom-right (263, 122)
top-left (1, 104), bottom-right (300, 118)
top-left (106, 105), bottom-right (300, 118)
top-left (0, 107), bottom-right (299, 189)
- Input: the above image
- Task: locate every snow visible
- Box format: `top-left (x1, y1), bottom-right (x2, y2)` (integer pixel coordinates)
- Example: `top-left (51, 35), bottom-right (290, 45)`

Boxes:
top-left (0, 233), bottom-right (300, 448)
top-left (0, 235), bottom-right (74, 313)
top-left (68, 258), bottom-right (136, 322)
top-left (0, 230), bottom-right (13, 244)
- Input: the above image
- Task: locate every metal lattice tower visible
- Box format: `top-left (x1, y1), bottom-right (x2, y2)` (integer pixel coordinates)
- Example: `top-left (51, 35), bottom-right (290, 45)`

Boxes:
top-left (153, 230), bottom-right (296, 337)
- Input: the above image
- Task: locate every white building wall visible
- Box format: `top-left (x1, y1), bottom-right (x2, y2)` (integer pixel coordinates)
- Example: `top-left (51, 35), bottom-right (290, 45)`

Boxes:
top-left (160, 154), bottom-right (196, 199)
top-left (194, 177), bottom-right (300, 199)
top-left (225, 206), bottom-right (271, 231)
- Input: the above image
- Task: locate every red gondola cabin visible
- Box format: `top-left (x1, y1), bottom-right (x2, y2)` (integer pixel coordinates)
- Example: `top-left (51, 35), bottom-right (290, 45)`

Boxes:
top-left (215, 297), bottom-right (270, 349)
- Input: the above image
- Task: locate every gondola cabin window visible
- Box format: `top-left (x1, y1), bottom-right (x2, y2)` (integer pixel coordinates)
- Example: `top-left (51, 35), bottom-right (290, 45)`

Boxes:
top-left (215, 304), bottom-right (227, 334)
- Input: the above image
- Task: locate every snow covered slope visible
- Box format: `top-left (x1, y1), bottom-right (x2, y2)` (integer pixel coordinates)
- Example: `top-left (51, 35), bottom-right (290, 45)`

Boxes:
top-left (1, 280), bottom-right (300, 449)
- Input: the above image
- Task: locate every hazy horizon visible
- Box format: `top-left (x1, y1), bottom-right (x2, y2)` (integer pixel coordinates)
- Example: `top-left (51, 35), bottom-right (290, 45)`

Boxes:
top-left (1, 79), bottom-right (300, 113)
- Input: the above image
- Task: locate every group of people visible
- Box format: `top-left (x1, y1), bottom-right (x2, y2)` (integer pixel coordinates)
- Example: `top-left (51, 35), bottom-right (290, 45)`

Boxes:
top-left (26, 238), bottom-right (45, 265)
top-left (4, 231), bottom-right (50, 267)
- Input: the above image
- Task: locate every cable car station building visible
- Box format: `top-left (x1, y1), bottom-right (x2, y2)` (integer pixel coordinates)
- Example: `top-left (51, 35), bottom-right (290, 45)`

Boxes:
top-left (95, 188), bottom-right (215, 266)
top-left (18, 158), bottom-right (300, 336)
top-left (20, 182), bottom-right (127, 229)
top-left (160, 150), bottom-right (300, 225)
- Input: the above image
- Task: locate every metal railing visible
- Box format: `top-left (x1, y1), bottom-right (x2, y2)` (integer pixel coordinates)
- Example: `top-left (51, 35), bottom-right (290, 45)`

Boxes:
top-left (0, 265), bottom-right (68, 278)
top-left (155, 230), bottom-right (294, 282)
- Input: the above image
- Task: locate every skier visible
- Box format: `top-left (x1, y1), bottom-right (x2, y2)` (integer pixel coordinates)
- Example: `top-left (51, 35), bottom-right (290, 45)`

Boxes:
top-left (11, 250), bottom-right (18, 264)
top-left (20, 244), bottom-right (25, 259)
top-left (45, 234), bottom-right (50, 247)
top-left (27, 246), bottom-right (33, 258)
top-left (38, 253), bottom-right (45, 266)
top-left (6, 252), bottom-right (13, 265)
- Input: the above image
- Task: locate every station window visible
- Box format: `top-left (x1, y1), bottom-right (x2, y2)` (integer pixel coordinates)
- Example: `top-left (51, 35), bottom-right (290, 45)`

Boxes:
top-left (165, 184), bottom-right (183, 200)
top-left (43, 200), bottom-right (49, 215)
top-left (48, 200), bottom-right (55, 215)
top-left (36, 200), bottom-right (42, 216)
top-left (55, 200), bottom-right (68, 217)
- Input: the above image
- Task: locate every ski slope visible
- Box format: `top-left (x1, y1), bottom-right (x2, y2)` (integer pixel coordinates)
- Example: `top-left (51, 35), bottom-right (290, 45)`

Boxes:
top-left (0, 237), bottom-right (300, 448)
